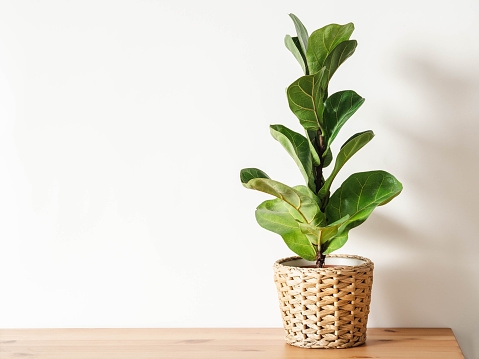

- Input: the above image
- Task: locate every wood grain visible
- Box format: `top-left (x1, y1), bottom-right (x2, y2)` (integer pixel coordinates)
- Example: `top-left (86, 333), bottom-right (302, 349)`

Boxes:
top-left (0, 328), bottom-right (464, 359)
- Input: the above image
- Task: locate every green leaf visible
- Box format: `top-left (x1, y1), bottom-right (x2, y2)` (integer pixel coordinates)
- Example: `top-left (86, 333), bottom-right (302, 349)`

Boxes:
top-left (318, 131), bottom-right (374, 198)
top-left (319, 40), bottom-right (357, 90)
top-left (241, 171), bottom-right (320, 224)
top-left (306, 23), bottom-right (354, 74)
top-left (289, 14), bottom-right (309, 55)
top-left (240, 168), bottom-right (270, 184)
top-left (323, 90), bottom-right (365, 152)
top-left (270, 125), bottom-right (316, 192)
top-left (323, 170), bottom-right (403, 253)
top-left (256, 198), bottom-right (316, 261)
top-left (323, 232), bottom-right (348, 254)
top-left (299, 215), bottom-right (350, 245)
top-left (287, 68), bottom-right (326, 131)
top-left (285, 35), bottom-right (307, 74)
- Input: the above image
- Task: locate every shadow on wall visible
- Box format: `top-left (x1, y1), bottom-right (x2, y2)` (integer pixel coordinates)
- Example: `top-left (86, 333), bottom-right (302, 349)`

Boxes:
top-left (364, 55), bottom-right (479, 359)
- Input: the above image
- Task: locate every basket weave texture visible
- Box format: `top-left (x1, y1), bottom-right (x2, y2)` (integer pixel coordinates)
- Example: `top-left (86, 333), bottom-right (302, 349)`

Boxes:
top-left (273, 254), bottom-right (374, 349)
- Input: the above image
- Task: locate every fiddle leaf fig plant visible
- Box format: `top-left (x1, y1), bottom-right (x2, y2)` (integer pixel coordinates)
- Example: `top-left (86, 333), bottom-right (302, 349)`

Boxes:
top-left (240, 14), bottom-right (403, 267)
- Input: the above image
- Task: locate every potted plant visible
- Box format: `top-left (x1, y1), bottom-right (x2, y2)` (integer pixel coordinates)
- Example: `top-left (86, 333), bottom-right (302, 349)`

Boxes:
top-left (240, 14), bottom-right (403, 349)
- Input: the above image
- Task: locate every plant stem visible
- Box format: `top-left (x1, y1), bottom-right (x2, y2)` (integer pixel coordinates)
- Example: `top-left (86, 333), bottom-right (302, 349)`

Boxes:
top-left (314, 134), bottom-right (325, 193)
top-left (315, 246), bottom-right (326, 268)
top-left (314, 132), bottom-right (327, 268)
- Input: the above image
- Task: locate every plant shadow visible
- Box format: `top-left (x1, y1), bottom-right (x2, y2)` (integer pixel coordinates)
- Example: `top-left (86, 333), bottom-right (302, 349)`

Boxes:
top-left (362, 55), bottom-right (479, 359)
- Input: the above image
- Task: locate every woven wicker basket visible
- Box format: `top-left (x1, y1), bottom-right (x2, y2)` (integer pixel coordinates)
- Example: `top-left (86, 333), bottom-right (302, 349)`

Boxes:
top-left (273, 254), bottom-right (374, 349)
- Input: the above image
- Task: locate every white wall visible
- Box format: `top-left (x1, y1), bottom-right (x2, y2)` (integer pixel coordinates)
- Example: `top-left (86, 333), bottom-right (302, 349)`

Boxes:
top-left (1, 0), bottom-right (478, 357)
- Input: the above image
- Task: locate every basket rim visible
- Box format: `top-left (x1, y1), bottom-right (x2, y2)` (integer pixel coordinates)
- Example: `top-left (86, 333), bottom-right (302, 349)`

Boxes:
top-left (274, 254), bottom-right (374, 273)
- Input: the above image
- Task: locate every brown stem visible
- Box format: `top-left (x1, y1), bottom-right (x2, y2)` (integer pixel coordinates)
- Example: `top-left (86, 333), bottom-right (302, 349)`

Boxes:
top-left (315, 245), bottom-right (326, 268)
top-left (319, 134), bottom-right (325, 153)
top-left (314, 132), bottom-right (327, 268)
top-left (314, 133), bottom-right (326, 195)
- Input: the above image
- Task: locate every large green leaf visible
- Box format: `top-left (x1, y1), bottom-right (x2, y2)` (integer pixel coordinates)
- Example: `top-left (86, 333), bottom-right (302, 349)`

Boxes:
top-left (285, 35), bottom-right (307, 74)
top-left (319, 40), bottom-right (357, 90)
top-left (289, 13), bottom-right (309, 55)
top-left (299, 214), bottom-right (349, 245)
top-left (323, 170), bottom-right (403, 253)
top-left (286, 69), bottom-right (326, 131)
top-left (318, 130), bottom-right (374, 198)
top-left (306, 23), bottom-right (354, 74)
top-left (255, 198), bottom-right (316, 261)
top-left (270, 125), bottom-right (315, 192)
top-left (323, 90), bottom-right (365, 152)
top-left (240, 169), bottom-right (320, 223)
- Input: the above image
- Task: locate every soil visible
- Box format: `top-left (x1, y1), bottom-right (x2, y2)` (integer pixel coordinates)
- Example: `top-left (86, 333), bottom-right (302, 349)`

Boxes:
top-left (300, 264), bottom-right (350, 268)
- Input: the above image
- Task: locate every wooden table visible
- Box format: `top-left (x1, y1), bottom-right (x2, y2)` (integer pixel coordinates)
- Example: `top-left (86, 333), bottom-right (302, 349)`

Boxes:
top-left (0, 328), bottom-right (464, 358)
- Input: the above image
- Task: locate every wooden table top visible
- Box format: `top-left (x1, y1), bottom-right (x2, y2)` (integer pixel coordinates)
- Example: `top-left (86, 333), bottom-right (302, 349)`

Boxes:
top-left (0, 328), bottom-right (464, 359)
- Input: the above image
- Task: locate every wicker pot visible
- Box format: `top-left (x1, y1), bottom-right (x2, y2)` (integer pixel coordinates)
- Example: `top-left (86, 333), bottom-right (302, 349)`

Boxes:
top-left (273, 254), bottom-right (374, 349)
